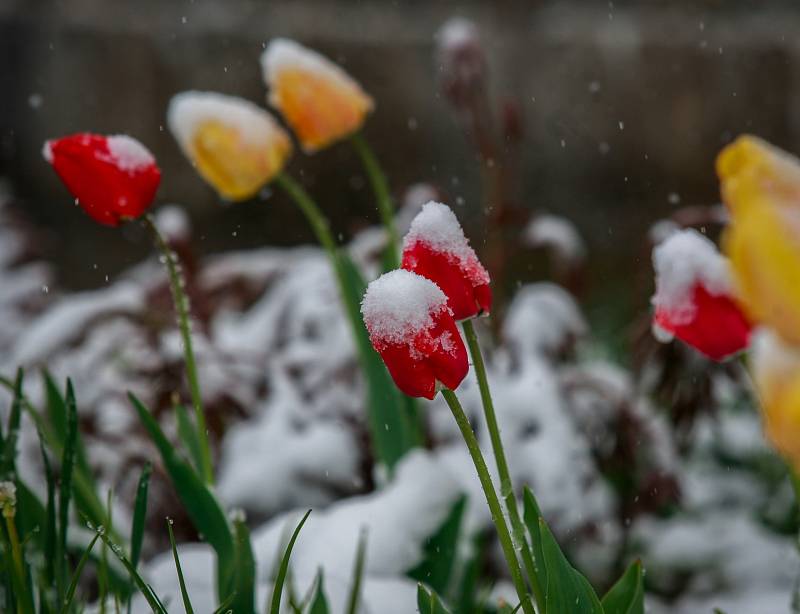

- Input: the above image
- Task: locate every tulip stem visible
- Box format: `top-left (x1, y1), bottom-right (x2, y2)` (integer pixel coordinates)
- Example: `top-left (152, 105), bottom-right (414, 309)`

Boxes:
top-left (441, 388), bottom-right (536, 614)
top-left (144, 214), bottom-right (214, 485)
top-left (275, 173), bottom-right (339, 259)
top-left (461, 319), bottom-right (545, 611)
top-left (350, 132), bottom-right (400, 269)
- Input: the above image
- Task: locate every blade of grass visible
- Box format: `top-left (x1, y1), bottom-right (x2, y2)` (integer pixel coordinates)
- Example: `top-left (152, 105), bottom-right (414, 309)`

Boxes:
top-left (91, 523), bottom-right (167, 614)
top-left (60, 531), bottom-right (102, 613)
top-left (56, 379), bottom-right (79, 602)
top-left (167, 518), bottom-right (195, 614)
top-left (345, 528), bottom-right (368, 614)
top-left (229, 514), bottom-right (256, 613)
top-left (309, 569), bottom-right (329, 614)
top-left (268, 509), bottom-right (312, 614)
top-left (128, 393), bottom-right (234, 599)
top-left (175, 404), bottom-right (204, 479)
top-left (0, 368), bottom-right (23, 477)
top-left (130, 462), bottom-right (152, 571)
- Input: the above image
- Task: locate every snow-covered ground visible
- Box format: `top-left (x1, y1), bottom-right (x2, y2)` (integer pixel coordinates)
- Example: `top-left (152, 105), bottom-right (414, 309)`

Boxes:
top-left (1, 183), bottom-right (797, 613)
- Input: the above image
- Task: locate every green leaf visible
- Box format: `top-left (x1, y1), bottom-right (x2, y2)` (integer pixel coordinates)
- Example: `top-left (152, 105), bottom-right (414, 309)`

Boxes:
top-left (416, 583), bottom-right (452, 614)
top-left (309, 569), bottom-right (330, 614)
top-left (128, 393), bottom-right (235, 599)
top-left (39, 431), bottom-right (57, 606)
top-left (539, 518), bottom-right (603, 614)
top-left (228, 515), bottom-right (256, 613)
top-left (454, 532), bottom-right (483, 614)
top-left (130, 462), bottom-right (152, 571)
top-left (60, 531), bottom-right (102, 613)
top-left (175, 404), bottom-right (205, 478)
top-left (168, 519), bottom-right (195, 614)
top-left (523, 487), bottom-right (603, 614)
top-left (1, 368), bottom-right (23, 477)
top-left (345, 529), bottom-right (368, 614)
top-left (521, 488), bottom-right (548, 599)
top-left (268, 509), bottom-right (311, 614)
top-left (408, 496), bottom-right (466, 595)
top-left (601, 559), bottom-right (644, 614)
top-left (337, 252), bottom-right (420, 471)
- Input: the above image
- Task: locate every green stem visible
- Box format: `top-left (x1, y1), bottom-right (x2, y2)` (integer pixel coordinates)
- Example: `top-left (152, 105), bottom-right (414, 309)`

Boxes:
top-left (462, 320), bottom-right (545, 611)
top-left (4, 510), bottom-right (33, 614)
top-left (275, 173), bottom-right (340, 259)
top-left (441, 389), bottom-right (536, 614)
top-left (350, 132), bottom-right (400, 269)
top-left (144, 215), bottom-right (214, 485)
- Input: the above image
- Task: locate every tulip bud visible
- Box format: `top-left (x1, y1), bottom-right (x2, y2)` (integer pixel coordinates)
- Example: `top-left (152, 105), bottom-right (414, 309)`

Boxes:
top-left (434, 17), bottom-right (487, 112)
top-left (717, 135), bottom-right (800, 346)
top-left (361, 269), bottom-right (468, 399)
top-left (401, 201), bottom-right (491, 320)
top-left (651, 229), bottom-right (751, 361)
top-left (43, 133), bottom-right (160, 226)
top-left (750, 328), bottom-right (800, 470)
top-left (167, 91), bottom-right (292, 201)
top-left (261, 39), bottom-right (374, 153)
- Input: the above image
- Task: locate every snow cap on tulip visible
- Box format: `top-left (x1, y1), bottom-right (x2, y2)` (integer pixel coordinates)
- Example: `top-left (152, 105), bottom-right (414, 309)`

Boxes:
top-left (361, 269), bottom-right (468, 400)
top-left (167, 91), bottom-right (291, 202)
top-left (261, 38), bottom-right (374, 153)
top-left (401, 201), bottom-right (491, 320)
top-left (751, 329), bottom-right (800, 471)
top-left (651, 229), bottom-right (751, 361)
top-left (43, 133), bottom-right (160, 226)
top-left (716, 135), bottom-right (800, 346)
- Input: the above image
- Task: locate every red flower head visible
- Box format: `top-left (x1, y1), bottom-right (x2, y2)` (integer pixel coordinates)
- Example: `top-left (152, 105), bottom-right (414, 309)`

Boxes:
top-left (652, 229), bottom-right (752, 361)
top-left (401, 201), bottom-right (491, 320)
top-left (361, 269), bottom-right (469, 399)
top-left (43, 133), bottom-right (161, 226)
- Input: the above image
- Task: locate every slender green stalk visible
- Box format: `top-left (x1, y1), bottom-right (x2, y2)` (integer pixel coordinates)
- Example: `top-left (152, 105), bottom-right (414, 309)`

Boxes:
top-left (144, 214), bottom-right (214, 485)
top-left (440, 389), bottom-right (535, 614)
top-left (462, 320), bottom-right (545, 610)
top-left (3, 509), bottom-right (33, 614)
top-left (275, 173), bottom-right (339, 258)
top-left (350, 132), bottom-right (400, 269)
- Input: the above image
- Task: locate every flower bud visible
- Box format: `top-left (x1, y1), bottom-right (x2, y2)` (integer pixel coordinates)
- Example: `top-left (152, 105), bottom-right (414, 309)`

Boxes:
top-left (43, 133), bottom-right (160, 226)
top-left (361, 269), bottom-right (468, 399)
top-left (651, 229), bottom-right (751, 361)
top-left (401, 201), bottom-right (491, 320)
top-left (717, 135), bottom-right (800, 346)
top-left (261, 39), bottom-right (374, 153)
top-left (167, 91), bottom-right (292, 201)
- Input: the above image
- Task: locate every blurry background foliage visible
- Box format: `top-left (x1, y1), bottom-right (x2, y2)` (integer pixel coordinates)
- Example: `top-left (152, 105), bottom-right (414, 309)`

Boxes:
top-left (2, 0), bottom-right (800, 356)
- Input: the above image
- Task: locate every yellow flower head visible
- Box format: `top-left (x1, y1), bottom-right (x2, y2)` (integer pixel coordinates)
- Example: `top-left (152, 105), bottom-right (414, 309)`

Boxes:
top-left (261, 39), bottom-right (374, 153)
top-left (751, 329), bottom-right (800, 470)
top-left (716, 135), bottom-right (800, 345)
top-left (167, 91), bottom-right (292, 201)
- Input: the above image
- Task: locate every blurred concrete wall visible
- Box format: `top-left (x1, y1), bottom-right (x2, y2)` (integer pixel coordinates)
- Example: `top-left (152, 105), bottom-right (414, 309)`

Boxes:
top-left (1, 0), bottom-right (800, 311)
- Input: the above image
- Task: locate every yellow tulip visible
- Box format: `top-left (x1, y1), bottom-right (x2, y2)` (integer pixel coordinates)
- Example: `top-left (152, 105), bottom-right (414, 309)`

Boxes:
top-left (751, 329), bottom-right (800, 470)
top-left (167, 91), bottom-right (292, 201)
top-left (717, 135), bottom-right (800, 345)
top-left (261, 39), bottom-right (374, 153)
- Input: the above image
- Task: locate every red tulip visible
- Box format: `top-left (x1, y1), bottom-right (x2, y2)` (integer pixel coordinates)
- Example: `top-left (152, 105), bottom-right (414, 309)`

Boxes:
top-left (361, 269), bottom-right (469, 399)
top-left (652, 229), bottom-right (751, 361)
top-left (43, 133), bottom-right (161, 226)
top-left (401, 201), bottom-right (491, 320)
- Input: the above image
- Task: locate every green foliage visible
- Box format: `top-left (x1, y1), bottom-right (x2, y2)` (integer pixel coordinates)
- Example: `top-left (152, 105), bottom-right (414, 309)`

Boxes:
top-left (168, 519), bottom-right (196, 614)
top-left (345, 528), bottom-right (368, 614)
top-left (601, 560), bottom-right (645, 614)
top-left (409, 496), bottom-right (466, 596)
top-left (416, 583), bottom-right (453, 614)
top-left (128, 392), bottom-right (236, 600)
top-left (129, 461), bottom-right (152, 572)
top-left (231, 515), bottom-right (256, 614)
top-left (309, 569), bottom-right (330, 614)
top-left (337, 252), bottom-right (421, 471)
top-left (269, 509), bottom-right (312, 614)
